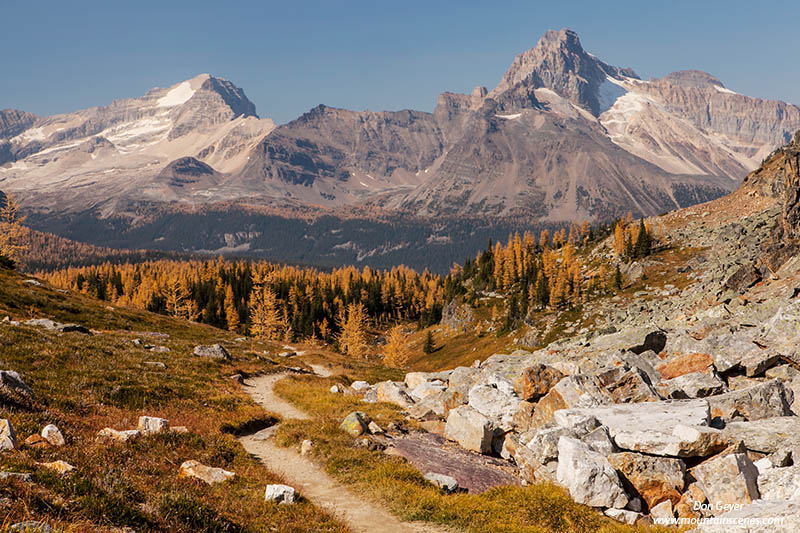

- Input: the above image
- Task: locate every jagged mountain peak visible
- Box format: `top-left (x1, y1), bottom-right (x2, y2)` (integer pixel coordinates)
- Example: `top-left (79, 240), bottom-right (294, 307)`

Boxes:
top-left (491, 28), bottom-right (638, 116)
top-left (152, 74), bottom-right (258, 118)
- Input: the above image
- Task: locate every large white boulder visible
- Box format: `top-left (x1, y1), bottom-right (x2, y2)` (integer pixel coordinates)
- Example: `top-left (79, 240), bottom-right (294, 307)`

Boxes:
top-left (265, 484), bottom-right (295, 504)
top-left (41, 424), bottom-right (65, 447)
top-left (467, 384), bottom-right (520, 430)
top-left (444, 405), bottom-right (492, 454)
top-left (556, 436), bottom-right (629, 509)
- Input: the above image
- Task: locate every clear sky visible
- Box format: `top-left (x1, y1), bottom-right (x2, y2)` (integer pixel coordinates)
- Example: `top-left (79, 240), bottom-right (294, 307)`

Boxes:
top-left (3, 0), bottom-right (799, 124)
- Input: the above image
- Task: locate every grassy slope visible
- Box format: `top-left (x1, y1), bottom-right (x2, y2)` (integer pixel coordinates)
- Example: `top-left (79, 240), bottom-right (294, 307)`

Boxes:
top-left (0, 267), bottom-right (347, 532)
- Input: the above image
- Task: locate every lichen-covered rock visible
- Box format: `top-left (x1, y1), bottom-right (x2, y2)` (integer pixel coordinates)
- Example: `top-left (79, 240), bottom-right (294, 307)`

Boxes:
top-left (179, 460), bottom-right (235, 485)
top-left (340, 411), bottom-right (370, 437)
top-left (444, 405), bottom-right (492, 454)
top-left (556, 436), bottom-right (629, 509)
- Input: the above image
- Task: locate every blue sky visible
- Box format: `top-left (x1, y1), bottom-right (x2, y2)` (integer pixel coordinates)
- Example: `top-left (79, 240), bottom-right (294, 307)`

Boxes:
top-left (3, 0), bottom-right (799, 124)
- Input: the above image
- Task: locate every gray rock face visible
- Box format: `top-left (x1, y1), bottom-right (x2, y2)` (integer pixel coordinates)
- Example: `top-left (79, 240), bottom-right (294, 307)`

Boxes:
top-left (556, 437), bottom-right (629, 509)
top-left (707, 379), bottom-right (793, 422)
top-left (444, 406), bottom-right (493, 454)
top-left (720, 417), bottom-right (800, 454)
top-left (193, 344), bottom-right (231, 360)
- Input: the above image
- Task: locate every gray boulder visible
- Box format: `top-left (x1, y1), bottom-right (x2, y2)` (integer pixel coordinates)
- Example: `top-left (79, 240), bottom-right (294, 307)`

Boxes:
top-left (556, 436), bottom-right (629, 509)
top-left (707, 379), bottom-right (792, 422)
top-left (424, 472), bottom-right (459, 493)
top-left (692, 452), bottom-right (760, 515)
top-left (193, 344), bottom-right (231, 360)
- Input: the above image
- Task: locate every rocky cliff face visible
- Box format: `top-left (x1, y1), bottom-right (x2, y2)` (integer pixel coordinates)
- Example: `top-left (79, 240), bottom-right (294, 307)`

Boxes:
top-left (741, 130), bottom-right (800, 269)
top-left (236, 105), bottom-right (445, 205)
top-left (490, 29), bottom-right (638, 116)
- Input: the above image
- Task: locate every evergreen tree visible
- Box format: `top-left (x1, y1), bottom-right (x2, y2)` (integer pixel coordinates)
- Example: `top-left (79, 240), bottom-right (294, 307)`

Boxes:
top-left (614, 264), bottom-right (623, 291)
top-left (633, 219), bottom-right (652, 258)
top-left (423, 331), bottom-right (435, 354)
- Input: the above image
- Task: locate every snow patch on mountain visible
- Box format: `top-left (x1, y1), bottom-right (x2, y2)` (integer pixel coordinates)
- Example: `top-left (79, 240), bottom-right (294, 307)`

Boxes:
top-left (597, 77), bottom-right (628, 114)
top-left (157, 81), bottom-right (196, 107)
top-left (714, 85), bottom-right (738, 95)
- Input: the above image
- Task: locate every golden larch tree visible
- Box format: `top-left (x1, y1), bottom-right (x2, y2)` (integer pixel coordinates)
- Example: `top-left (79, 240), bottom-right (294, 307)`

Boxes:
top-left (0, 193), bottom-right (27, 264)
top-left (338, 302), bottom-right (369, 358)
top-left (383, 324), bottom-right (410, 368)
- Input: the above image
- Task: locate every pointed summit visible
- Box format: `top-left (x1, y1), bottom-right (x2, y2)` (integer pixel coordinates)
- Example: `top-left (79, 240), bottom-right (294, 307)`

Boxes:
top-left (491, 28), bottom-right (638, 116)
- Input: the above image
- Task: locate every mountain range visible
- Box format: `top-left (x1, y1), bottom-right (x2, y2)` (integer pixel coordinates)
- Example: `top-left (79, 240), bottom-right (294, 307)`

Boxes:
top-left (3, 29), bottom-right (800, 269)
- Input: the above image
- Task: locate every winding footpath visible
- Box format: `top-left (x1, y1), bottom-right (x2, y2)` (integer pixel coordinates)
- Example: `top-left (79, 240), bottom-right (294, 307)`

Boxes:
top-left (238, 371), bottom-right (450, 533)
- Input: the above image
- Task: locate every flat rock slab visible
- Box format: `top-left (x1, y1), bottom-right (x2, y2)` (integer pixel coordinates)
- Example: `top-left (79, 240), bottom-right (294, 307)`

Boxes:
top-left (555, 399), bottom-right (710, 438)
top-left (721, 417), bottom-right (800, 453)
top-left (389, 432), bottom-right (520, 494)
